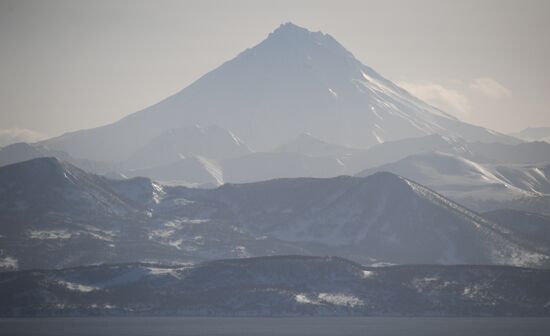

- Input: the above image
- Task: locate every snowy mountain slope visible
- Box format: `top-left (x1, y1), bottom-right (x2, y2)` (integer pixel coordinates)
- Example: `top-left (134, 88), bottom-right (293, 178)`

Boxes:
top-left (2, 158), bottom-right (548, 271)
top-left (493, 164), bottom-right (550, 194)
top-left (122, 151), bottom-right (347, 186)
top-left (357, 152), bottom-right (550, 210)
top-left (123, 155), bottom-right (224, 187)
top-left (42, 22), bottom-right (518, 162)
top-left (122, 124), bottom-right (251, 169)
top-left (345, 135), bottom-right (550, 174)
top-left (2, 256), bottom-right (550, 317)
top-left (345, 134), bottom-right (475, 173)
top-left (468, 141), bottom-right (550, 165)
top-left (274, 133), bottom-right (360, 158)
top-left (221, 151), bottom-right (346, 184)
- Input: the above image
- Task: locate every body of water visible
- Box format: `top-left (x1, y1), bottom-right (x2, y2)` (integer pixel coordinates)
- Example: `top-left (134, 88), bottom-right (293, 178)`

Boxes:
top-left (1, 317), bottom-right (550, 336)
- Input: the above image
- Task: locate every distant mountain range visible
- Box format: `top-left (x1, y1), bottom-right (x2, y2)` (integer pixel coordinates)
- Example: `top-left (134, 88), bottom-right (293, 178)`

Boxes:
top-left (1, 157), bottom-right (548, 272)
top-left (358, 151), bottom-right (550, 211)
top-left (2, 255), bottom-right (550, 317)
top-left (3, 133), bottom-right (549, 185)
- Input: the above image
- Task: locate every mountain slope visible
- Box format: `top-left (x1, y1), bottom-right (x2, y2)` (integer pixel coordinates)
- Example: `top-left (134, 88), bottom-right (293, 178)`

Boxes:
top-left (346, 134), bottom-right (474, 173)
top-left (483, 209), bottom-right (550, 254)
top-left (2, 256), bottom-right (550, 317)
top-left (0, 157), bottom-right (145, 218)
top-left (221, 151), bottom-right (346, 184)
top-left (152, 172), bottom-right (548, 266)
top-left (0, 158), bottom-right (178, 270)
top-left (124, 155), bottom-right (224, 187)
top-left (123, 151), bottom-right (347, 186)
top-left (275, 133), bottom-right (360, 158)
top-left (42, 23), bottom-right (517, 162)
top-left (122, 124), bottom-right (251, 169)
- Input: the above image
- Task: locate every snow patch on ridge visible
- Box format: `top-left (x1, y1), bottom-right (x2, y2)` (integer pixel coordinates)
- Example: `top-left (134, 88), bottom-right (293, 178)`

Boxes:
top-left (0, 255), bottom-right (18, 270)
top-left (152, 182), bottom-right (165, 204)
top-left (197, 156), bottom-right (224, 185)
top-left (29, 230), bottom-right (72, 240)
top-left (361, 270), bottom-right (375, 279)
top-left (294, 293), bottom-right (363, 307)
top-left (145, 266), bottom-right (191, 279)
top-left (57, 280), bottom-right (99, 293)
top-left (318, 293), bottom-right (364, 307)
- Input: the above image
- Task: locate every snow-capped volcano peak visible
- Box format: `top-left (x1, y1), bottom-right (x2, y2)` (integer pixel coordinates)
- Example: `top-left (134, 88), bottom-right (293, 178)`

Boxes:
top-left (43, 23), bottom-right (518, 161)
top-left (269, 22), bottom-right (316, 37)
top-left (265, 22), bottom-right (350, 54)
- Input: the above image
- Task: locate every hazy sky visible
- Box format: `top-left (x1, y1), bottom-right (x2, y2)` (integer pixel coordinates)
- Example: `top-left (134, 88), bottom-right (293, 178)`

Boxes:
top-left (1, 0), bottom-right (549, 140)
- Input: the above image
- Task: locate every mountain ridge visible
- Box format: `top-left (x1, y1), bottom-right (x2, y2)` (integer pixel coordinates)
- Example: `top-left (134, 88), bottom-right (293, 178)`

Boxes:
top-left (357, 151), bottom-right (550, 213)
top-left (2, 255), bottom-right (550, 317)
top-left (2, 157), bottom-right (548, 271)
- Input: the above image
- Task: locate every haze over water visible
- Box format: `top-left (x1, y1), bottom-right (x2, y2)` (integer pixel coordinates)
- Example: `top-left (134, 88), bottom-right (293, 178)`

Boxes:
top-left (2, 317), bottom-right (550, 336)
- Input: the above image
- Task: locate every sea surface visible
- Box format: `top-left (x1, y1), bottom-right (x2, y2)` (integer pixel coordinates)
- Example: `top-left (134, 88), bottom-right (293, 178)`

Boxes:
top-left (1, 317), bottom-right (550, 336)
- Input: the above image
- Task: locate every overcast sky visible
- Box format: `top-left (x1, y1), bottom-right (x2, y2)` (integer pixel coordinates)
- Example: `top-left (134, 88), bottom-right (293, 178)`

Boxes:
top-left (1, 0), bottom-right (549, 141)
